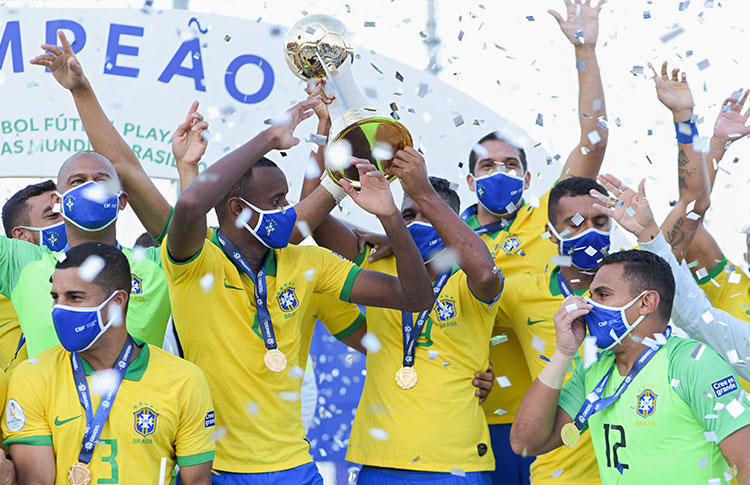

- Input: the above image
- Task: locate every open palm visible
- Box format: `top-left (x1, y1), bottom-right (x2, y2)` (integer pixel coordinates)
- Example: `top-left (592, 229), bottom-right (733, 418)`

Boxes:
top-left (29, 30), bottom-right (87, 91)
top-left (714, 90), bottom-right (750, 142)
top-left (591, 175), bottom-right (656, 239)
top-left (649, 61), bottom-right (694, 114)
top-left (342, 161), bottom-right (398, 217)
top-left (549, 0), bottom-right (605, 46)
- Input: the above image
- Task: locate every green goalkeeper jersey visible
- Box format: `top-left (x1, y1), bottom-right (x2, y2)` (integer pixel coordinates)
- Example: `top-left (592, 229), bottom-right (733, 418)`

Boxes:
top-left (559, 335), bottom-right (750, 484)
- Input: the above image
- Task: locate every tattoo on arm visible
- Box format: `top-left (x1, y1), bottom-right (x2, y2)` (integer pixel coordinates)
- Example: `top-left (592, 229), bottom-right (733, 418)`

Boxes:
top-left (665, 216), bottom-right (685, 249)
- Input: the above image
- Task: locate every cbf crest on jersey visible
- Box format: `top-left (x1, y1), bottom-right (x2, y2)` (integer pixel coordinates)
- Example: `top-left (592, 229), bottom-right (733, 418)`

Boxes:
top-left (636, 389), bottom-right (657, 418)
top-left (435, 297), bottom-right (456, 322)
top-left (131, 274), bottom-right (143, 294)
top-left (134, 407), bottom-right (159, 437)
top-left (501, 236), bottom-right (521, 255)
top-left (276, 283), bottom-right (298, 313)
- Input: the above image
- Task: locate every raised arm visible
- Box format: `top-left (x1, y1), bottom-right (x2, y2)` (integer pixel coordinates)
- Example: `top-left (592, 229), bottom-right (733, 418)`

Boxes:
top-left (391, 147), bottom-right (503, 301)
top-left (30, 31), bottom-right (171, 238)
top-left (172, 101), bottom-right (210, 193)
top-left (648, 61), bottom-right (711, 260)
top-left (300, 79), bottom-right (335, 200)
top-left (340, 162), bottom-right (434, 312)
top-left (550, 0), bottom-right (609, 180)
top-left (168, 98), bottom-right (320, 261)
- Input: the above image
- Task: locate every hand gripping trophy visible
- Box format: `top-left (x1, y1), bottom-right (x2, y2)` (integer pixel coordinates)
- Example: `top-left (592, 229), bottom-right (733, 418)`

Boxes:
top-left (285, 14), bottom-right (413, 188)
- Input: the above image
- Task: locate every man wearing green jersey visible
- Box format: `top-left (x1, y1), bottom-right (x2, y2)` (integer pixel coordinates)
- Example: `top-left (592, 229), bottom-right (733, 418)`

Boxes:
top-left (510, 246), bottom-right (750, 483)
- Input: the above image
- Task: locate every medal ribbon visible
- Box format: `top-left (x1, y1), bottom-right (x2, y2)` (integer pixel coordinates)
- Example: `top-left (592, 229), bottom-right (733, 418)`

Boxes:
top-left (570, 326), bottom-right (671, 431)
top-left (71, 336), bottom-right (134, 464)
top-left (400, 271), bottom-right (451, 367)
top-left (461, 204), bottom-right (513, 235)
top-left (216, 230), bottom-right (278, 351)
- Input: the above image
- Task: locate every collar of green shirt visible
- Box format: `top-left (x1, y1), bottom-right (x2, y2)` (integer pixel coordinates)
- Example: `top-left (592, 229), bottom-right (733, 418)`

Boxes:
top-left (548, 266), bottom-right (588, 297)
top-left (209, 229), bottom-right (277, 278)
top-left (464, 201), bottom-right (526, 239)
top-left (78, 338), bottom-right (149, 381)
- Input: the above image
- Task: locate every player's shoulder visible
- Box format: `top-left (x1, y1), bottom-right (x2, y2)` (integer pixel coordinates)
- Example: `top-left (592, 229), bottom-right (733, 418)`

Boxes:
top-left (146, 344), bottom-right (208, 383)
top-left (11, 345), bottom-right (67, 381)
top-left (665, 335), bottom-right (733, 374)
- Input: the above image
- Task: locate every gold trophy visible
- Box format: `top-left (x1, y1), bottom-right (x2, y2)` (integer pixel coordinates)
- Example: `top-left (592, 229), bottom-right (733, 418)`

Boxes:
top-left (285, 14), bottom-right (413, 188)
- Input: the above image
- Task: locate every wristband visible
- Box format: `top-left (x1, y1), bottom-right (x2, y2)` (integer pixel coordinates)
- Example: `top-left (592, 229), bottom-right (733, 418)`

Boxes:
top-left (675, 120), bottom-right (698, 144)
top-left (537, 348), bottom-right (575, 389)
top-left (320, 171), bottom-right (348, 204)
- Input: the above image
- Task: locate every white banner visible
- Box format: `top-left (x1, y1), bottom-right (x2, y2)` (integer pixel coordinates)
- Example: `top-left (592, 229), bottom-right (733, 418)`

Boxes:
top-left (1, 8), bottom-right (558, 226)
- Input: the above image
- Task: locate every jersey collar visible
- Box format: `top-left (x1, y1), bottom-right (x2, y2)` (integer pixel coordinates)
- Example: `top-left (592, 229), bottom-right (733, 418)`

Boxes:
top-left (548, 266), bottom-right (588, 297)
top-left (78, 337), bottom-right (149, 381)
top-left (461, 202), bottom-right (525, 239)
top-left (209, 229), bottom-right (277, 277)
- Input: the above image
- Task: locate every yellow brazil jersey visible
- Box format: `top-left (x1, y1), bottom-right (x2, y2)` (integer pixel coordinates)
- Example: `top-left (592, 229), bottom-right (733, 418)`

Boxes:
top-left (496, 267), bottom-right (599, 485)
top-left (0, 296), bottom-right (26, 374)
top-left (464, 191), bottom-right (559, 426)
top-left (695, 256), bottom-right (750, 393)
top-left (298, 295), bottom-right (365, 366)
top-left (2, 342), bottom-right (215, 484)
top-left (162, 231), bottom-right (363, 473)
top-left (346, 252), bottom-right (498, 473)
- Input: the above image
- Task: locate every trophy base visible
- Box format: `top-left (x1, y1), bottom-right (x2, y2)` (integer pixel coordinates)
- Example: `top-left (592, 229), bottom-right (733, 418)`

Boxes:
top-left (328, 108), bottom-right (412, 189)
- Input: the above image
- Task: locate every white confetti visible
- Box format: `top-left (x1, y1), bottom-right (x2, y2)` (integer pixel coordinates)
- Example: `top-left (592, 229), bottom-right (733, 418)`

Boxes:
top-left (288, 366), bottom-right (305, 379)
top-left (371, 142), bottom-right (393, 160)
top-left (703, 431), bottom-right (718, 442)
top-left (727, 349), bottom-right (739, 364)
top-left (491, 334), bottom-right (508, 345)
top-left (583, 336), bottom-right (598, 369)
top-left (296, 221), bottom-right (311, 239)
top-left (131, 246), bottom-right (147, 262)
top-left (493, 408), bottom-right (507, 416)
top-left (496, 376), bottom-right (512, 388)
top-left (89, 369), bottom-right (120, 396)
top-left (246, 402), bottom-right (259, 416)
top-left (671, 378), bottom-right (681, 388)
top-left (212, 426), bottom-right (227, 442)
top-left (587, 131), bottom-right (601, 145)
top-left (551, 255), bottom-right (573, 267)
top-left (551, 469), bottom-right (564, 478)
top-left (450, 468), bottom-right (466, 477)
top-left (531, 336), bottom-right (546, 353)
top-left (701, 311), bottom-right (714, 324)
top-left (235, 208), bottom-right (252, 228)
top-left (325, 139), bottom-right (353, 172)
top-left (361, 333), bottom-right (381, 353)
top-left (278, 392), bottom-right (300, 401)
top-left (200, 273), bottom-right (215, 292)
top-left (571, 213), bottom-right (584, 227)
top-left (305, 269), bottom-right (316, 281)
top-left (369, 428), bottom-right (389, 440)
top-left (726, 399), bottom-right (745, 418)
top-left (698, 456), bottom-right (708, 468)
top-left (427, 350), bottom-right (440, 360)
top-left (728, 273), bottom-right (741, 284)
top-left (584, 246), bottom-right (598, 257)
top-left (78, 255), bottom-right (105, 282)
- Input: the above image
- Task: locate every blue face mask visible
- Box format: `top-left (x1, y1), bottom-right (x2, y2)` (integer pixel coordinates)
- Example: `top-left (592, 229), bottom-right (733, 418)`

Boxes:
top-left (239, 198), bottom-right (298, 249)
top-left (472, 171), bottom-right (525, 216)
top-left (52, 291), bottom-right (120, 352)
top-left (407, 221), bottom-right (446, 263)
top-left (19, 221), bottom-right (68, 251)
top-left (549, 225), bottom-right (611, 271)
top-left (583, 291), bottom-right (648, 350)
top-left (57, 181), bottom-right (121, 232)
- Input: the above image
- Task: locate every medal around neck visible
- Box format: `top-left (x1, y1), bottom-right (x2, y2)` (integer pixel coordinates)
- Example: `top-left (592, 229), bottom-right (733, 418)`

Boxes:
top-left (68, 462), bottom-right (91, 485)
top-left (561, 422), bottom-right (580, 448)
top-left (264, 349), bottom-right (287, 372)
top-left (395, 366), bottom-right (418, 390)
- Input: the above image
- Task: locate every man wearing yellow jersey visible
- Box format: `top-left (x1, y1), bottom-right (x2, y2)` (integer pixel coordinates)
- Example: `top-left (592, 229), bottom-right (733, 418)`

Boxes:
top-left (307, 148), bottom-right (503, 484)
top-left (0, 369), bottom-right (16, 484)
top-left (1, 181), bottom-right (64, 372)
top-left (163, 96), bottom-right (434, 484)
top-left (4, 242), bottom-right (215, 484)
top-left (465, 2), bottom-right (610, 483)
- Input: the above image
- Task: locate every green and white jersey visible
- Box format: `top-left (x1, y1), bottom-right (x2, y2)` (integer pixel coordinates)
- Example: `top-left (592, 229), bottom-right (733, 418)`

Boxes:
top-left (0, 236), bottom-right (171, 357)
top-left (559, 336), bottom-right (750, 485)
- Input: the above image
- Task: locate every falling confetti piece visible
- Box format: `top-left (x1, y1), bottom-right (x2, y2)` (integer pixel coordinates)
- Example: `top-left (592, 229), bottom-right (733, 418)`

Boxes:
top-left (496, 376), bottom-right (512, 388)
top-left (200, 273), bottom-right (215, 292)
top-left (395, 71), bottom-right (404, 82)
top-left (551, 469), bottom-right (564, 478)
top-left (453, 115), bottom-right (465, 127)
top-left (490, 334), bottom-right (508, 345)
top-left (361, 333), bottom-right (381, 353)
top-left (587, 130), bottom-right (601, 145)
top-left (305, 269), bottom-right (316, 281)
top-left (583, 336), bottom-right (598, 369)
top-left (78, 255), bottom-right (105, 282)
top-left (427, 350), bottom-right (440, 360)
top-left (551, 255), bottom-right (573, 267)
top-left (364, 21), bottom-right (376, 27)
top-left (571, 213), bottom-right (584, 227)
top-left (325, 140), bottom-right (353, 172)
top-left (660, 26), bottom-right (684, 43)
top-left (531, 336), bottom-right (546, 353)
top-left (535, 113), bottom-right (543, 126)
top-left (701, 311), bottom-right (714, 324)
top-left (493, 408), bottom-right (507, 416)
top-left (576, 60), bottom-right (587, 71)
top-left (279, 392), bottom-right (300, 401)
top-left (451, 468), bottom-right (467, 477)
top-left (697, 59), bottom-right (710, 71)
top-left (703, 431), bottom-right (718, 442)
top-left (235, 208), bottom-right (252, 229)
top-left (691, 343), bottom-right (706, 360)
top-left (726, 399), bottom-right (745, 418)
top-left (89, 369), bottom-right (120, 396)
top-left (643, 10), bottom-right (651, 19)
top-left (369, 428), bottom-right (389, 440)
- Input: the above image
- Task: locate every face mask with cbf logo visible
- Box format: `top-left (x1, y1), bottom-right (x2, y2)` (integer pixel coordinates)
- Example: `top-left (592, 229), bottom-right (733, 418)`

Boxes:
top-left (583, 291), bottom-right (648, 350)
top-left (56, 181), bottom-right (121, 232)
top-left (407, 221), bottom-right (446, 263)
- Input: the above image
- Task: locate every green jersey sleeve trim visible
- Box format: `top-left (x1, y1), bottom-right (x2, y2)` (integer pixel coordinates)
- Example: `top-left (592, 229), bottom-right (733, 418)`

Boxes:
top-left (176, 451), bottom-right (215, 467)
top-left (333, 312), bottom-right (366, 340)
top-left (339, 266), bottom-right (362, 303)
top-left (4, 435), bottom-right (53, 447)
top-left (167, 244), bottom-right (204, 266)
top-left (694, 255), bottom-right (727, 285)
top-left (154, 206), bottom-right (174, 244)
top-left (353, 246), bottom-right (369, 267)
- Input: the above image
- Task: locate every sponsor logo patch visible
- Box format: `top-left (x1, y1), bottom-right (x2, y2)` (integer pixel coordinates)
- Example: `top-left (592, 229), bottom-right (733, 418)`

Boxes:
top-left (5, 399), bottom-right (25, 432)
top-left (711, 376), bottom-right (738, 398)
top-left (205, 410), bottom-right (216, 428)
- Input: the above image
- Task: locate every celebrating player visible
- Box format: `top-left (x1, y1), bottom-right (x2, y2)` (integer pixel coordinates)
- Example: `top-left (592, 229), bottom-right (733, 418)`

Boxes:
top-left (3, 242), bottom-right (215, 484)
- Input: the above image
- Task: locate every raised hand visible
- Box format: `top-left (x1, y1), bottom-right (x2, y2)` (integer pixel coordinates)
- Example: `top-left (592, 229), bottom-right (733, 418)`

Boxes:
top-left (590, 174), bottom-right (659, 240)
top-left (173, 101), bottom-right (210, 168)
top-left (341, 159), bottom-right (398, 218)
top-left (29, 30), bottom-right (87, 91)
top-left (548, 0), bottom-right (606, 46)
top-left (714, 89), bottom-right (750, 143)
top-left (648, 61), bottom-right (694, 121)
top-left (553, 295), bottom-right (590, 357)
top-left (354, 229), bottom-right (393, 262)
top-left (266, 97), bottom-right (320, 150)
top-left (305, 79), bottom-right (335, 124)
top-left (390, 147), bottom-right (433, 199)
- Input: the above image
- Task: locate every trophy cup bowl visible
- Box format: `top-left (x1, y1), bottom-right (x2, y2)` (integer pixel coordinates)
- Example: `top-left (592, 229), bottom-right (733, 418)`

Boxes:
top-left (285, 14), bottom-right (413, 189)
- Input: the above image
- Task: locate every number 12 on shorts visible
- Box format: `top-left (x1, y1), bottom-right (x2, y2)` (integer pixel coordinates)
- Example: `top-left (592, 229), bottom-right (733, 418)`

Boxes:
top-left (603, 424), bottom-right (629, 472)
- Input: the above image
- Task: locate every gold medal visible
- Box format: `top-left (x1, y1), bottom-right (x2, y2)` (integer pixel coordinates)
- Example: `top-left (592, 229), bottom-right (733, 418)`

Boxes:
top-left (395, 366), bottom-right (418, 390)
top-left (264, 349), bottom-right (287, 372)
top-left (561, 422), bottom-right (580, 448)
top-left (68, 462), bottom-right (91, 485)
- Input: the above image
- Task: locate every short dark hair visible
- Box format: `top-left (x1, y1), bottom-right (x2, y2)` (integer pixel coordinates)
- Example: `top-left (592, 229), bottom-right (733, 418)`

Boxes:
top-left (55, 242), bottom-right (132, 298)
top-left (548, 177), bottom-right (607, 227)
top-left (134, 232), bottom-right (159, 248)
top-left (599, 250), bottom-right (675, 321)
top-left (468, 132), bottom-right (527, 174)
top-left (214, 157), bottom-right (278, 223)
top-left (428, 176), bottom-right (460, 214)
top-left (2, 180), bottom-right (57, 237)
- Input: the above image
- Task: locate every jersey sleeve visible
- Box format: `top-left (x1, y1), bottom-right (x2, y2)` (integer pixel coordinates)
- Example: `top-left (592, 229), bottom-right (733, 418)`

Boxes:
top-left (309, 246), bottom-right (362, 303)
top-left (2, 361), bottom-right (52, 447)
top-left (315, 296), bottom-right (365, 340)
top-left (174, 364), bottom-right (216, 467)
top-left (558, 362), bottom-right (589, 430)
top-left (145, 246), bottom-right (163, 267)
top-left (668, 339), bottom-right (750, 442)
top-left (161, 236), bottom-right (217, 286)
top-left (0, 237), bottom-right (45, 299)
